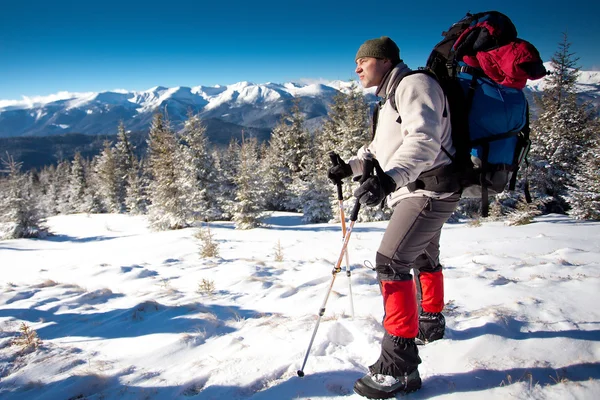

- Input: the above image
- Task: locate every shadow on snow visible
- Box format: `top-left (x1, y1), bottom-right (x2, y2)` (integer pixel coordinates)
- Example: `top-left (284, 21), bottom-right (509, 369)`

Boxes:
top-left (2, 363), bottom-right (599, 399)
top-left (0, 301), bottom-right (268, 341)
top-left (447, 315), bottom-right (600, 342)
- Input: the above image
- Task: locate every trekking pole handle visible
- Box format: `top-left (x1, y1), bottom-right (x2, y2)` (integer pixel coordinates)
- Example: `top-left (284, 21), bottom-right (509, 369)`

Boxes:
top-left (328, 151), bottom-right (344, 200)
top-left (350, 156), bottom-right (374, 222)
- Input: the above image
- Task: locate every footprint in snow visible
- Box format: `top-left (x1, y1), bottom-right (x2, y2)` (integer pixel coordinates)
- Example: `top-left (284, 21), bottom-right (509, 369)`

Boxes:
top-left (120, 264), bottom-right (144, 273)
top-left (490, 275), bottom-right (518, 286)
top-left (136, 269), bottom-right (158, 278)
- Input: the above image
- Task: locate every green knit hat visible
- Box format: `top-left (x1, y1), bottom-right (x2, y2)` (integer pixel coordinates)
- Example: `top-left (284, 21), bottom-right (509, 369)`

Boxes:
top-left (355, 36), bottom-right (400, 64)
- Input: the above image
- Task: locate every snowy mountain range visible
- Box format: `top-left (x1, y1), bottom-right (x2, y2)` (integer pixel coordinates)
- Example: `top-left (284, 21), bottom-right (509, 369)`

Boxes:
top-left (0, 81), bottom-right (371, 139)
top-left (0, 63), bottom-right (599, 139)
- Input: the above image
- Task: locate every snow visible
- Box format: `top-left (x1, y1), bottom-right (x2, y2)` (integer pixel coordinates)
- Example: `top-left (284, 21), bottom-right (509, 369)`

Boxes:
top-left (31, 110), bottom-right (47, 121)
top-left (526, 62), bottom-right (600, 94)
top-left (1, 212), bottom-right (599, 399)
top-left (0, 91), bottom-right (93, 111)
top-left (0, 79), bottom-right (373, 115)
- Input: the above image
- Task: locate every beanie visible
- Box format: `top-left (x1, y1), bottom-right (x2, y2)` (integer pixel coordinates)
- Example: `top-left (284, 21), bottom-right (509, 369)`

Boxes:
top-left (355, 36), bottom-right (401, 64)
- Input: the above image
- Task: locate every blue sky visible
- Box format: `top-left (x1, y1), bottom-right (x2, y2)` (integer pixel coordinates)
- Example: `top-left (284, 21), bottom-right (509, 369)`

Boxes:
top-left (1, 0), bottom-right (598, 100)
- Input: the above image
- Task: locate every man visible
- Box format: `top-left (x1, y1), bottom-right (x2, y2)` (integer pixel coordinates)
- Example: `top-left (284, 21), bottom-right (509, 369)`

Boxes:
top-left (328, 36), bottom-right (460, 398)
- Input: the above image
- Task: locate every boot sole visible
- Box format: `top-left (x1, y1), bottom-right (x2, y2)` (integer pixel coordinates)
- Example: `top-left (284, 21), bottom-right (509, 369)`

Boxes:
top-left (353, 378), bottom-right (422, 399)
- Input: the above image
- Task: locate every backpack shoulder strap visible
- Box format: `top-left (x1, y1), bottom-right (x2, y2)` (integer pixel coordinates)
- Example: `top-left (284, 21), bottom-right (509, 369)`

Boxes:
top-left (386, 69), bottom-right (439, 114)
top-left (387, 69), bottom-right (452, 160)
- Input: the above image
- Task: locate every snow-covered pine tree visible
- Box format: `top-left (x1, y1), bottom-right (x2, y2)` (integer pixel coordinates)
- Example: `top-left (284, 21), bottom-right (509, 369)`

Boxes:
top-left (232, 135), bottom-right (264, 229)
top-left (294, 127), bottom-right (333, 223)
top-left (66, 152), bottom-right (88, 213)
top-left (298, 164), bottom-right (333, 223)
top-left (95, 140), bottom-right (122, 213)
top-left (212, 141), bottom-right (239, 221)
top-left (316, 83), bottom-right (385, 221)
top-left (36, 165), bottom-right (55, 217)
top-left (0, 154), bottom-right (47, 239)
top-left (264, 100), bottom-right (313, 211)
top-left (82, 156), bottom-right (105, 214)
top-left (146, 112), bottom-right (189, 230)
top-left (48, 160), bottom-right (71, 215)
top-left (569, 118), bottom-right (600, 219)
top-left (264, 121), bottom-right (293, 211)
top-left (113, 121), bottom-right (136, 213)
top-left (530, 33), bottom-right (596, 214)
top-left (178, 113), bottom-right (220, 222)
top-left (125, 158), bottom-right (148, 215)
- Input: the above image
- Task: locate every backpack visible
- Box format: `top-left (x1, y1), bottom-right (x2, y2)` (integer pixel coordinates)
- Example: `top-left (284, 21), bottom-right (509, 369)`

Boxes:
top-left (386, 11), bottom-right (546, 217)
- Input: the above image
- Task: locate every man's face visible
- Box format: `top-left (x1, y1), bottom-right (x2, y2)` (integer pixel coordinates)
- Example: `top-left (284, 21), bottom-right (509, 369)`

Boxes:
top-left (355, 57), bottom-right (392, 88)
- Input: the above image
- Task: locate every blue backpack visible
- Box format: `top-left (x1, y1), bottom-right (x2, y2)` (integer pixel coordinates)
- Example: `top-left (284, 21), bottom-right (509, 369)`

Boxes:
top-left (387, 11), bottom-right (546, 216)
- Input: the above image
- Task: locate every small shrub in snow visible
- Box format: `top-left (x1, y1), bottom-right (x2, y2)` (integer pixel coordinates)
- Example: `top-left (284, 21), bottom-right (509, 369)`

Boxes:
top-left (34, 279), bottom-right (58, 288)
top-left (195, 224), bottom-right (219, 258)
top-left (12, 322), bottom-right (42, 350)
top-left (273, 239), bottom-right (284, 262)
top-left (506, 198), bottom-right (542, 226)
top-left (4, 282), bottom-right (16, 292)
top-left (197, 279), bottom-right (215, 296)
top-left (467, 218), bottom-right (482, 227)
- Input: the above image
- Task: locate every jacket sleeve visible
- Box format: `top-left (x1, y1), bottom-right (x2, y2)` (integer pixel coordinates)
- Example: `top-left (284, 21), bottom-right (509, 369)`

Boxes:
top-left (348, 144), bottom-right (374, 178)
top-left (385, 74), bottom-right (446, 189)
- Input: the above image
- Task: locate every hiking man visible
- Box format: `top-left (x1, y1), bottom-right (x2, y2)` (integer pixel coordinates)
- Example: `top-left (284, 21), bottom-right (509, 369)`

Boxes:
top-left (327, 36), bottom-right (461, 398)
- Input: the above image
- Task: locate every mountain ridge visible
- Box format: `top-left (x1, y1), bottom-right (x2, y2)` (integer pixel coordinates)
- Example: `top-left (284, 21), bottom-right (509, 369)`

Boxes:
top-left (0, 80), bottom-right (367, 138)
top-left (1, 65), bottom-right (599, 139)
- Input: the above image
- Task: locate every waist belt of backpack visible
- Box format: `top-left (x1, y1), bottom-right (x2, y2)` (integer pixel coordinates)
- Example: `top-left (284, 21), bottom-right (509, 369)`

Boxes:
top-left (407, 164), bottom-right (461, 193)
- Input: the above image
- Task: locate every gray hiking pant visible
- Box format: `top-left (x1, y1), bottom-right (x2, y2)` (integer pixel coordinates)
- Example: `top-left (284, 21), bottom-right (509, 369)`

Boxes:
top-left (376, 193), bottom-right (460, 276)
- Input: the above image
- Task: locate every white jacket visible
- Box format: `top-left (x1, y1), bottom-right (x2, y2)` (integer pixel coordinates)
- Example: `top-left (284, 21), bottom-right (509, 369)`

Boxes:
top-left (349, 62), bottom-right (455, 207)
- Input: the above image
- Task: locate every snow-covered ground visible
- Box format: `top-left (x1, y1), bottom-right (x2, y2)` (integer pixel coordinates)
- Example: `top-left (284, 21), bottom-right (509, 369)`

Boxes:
top-left (1, 213), bottom-right (599, 399)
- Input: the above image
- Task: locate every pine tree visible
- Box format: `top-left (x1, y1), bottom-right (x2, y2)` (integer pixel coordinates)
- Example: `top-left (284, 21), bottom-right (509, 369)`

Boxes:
top-left (113, 121), bottom-right (135, 213)
top-left (36, 165), bottom-right (55, 217)
top-left (95, 141), bottom-right (121, 213)
top-left (52, 160), bottom-right (72, 215)
top-left (530, 32), bottom-right (596, 214)
top-left (125, 158), bottom-right (148, 215)
top-left (83, 157), bottom-right (105, 214)
top-left (66, 152), bottom-right (88, 213)
top-left (212, 141), bottom-right (239, 221)
top-left (315, 83), bottom-right (381, 222)
top-left (568, 119), bottom-right (600, 219)
top-left (299, 170), bottom-right (333, 223)
top-left (178, 113), bottom-right (220, 221)
top-left (232, 135), bottom-right (264, 229)
top-left (264, 100), bottom-right (313, 211)
top-left (317, 83), bottom-right (371, 165)
top-left (0, 154), bottom-right (47, 239)
top-left (146, 113), bottom-right (189, 230)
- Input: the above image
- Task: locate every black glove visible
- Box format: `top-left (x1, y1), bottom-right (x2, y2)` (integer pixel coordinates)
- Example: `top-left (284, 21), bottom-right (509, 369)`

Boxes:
top-left (327, 155), bottom-right (353, 183)
top-left (353, 160), bottom-right (396, 206)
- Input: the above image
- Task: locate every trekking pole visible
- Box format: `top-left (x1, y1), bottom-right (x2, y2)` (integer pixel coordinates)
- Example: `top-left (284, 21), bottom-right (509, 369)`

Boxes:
top-left (328, 151), bottom-right (355, 319)
top-left (297, 156), bottom-right (374, 378)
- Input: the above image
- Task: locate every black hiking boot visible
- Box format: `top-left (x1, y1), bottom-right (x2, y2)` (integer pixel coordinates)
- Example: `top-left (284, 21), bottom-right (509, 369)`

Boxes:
top-left (353, 369), bottom-right (422, 399)
top-left (416, 312), bottom-right (445, 345)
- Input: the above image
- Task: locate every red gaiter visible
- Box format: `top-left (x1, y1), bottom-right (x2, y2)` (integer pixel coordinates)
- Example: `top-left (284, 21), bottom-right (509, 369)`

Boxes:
top-left (380, 280), bottom-right (418, 338)
top-left (419, 270), bottom-right (444, 313)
